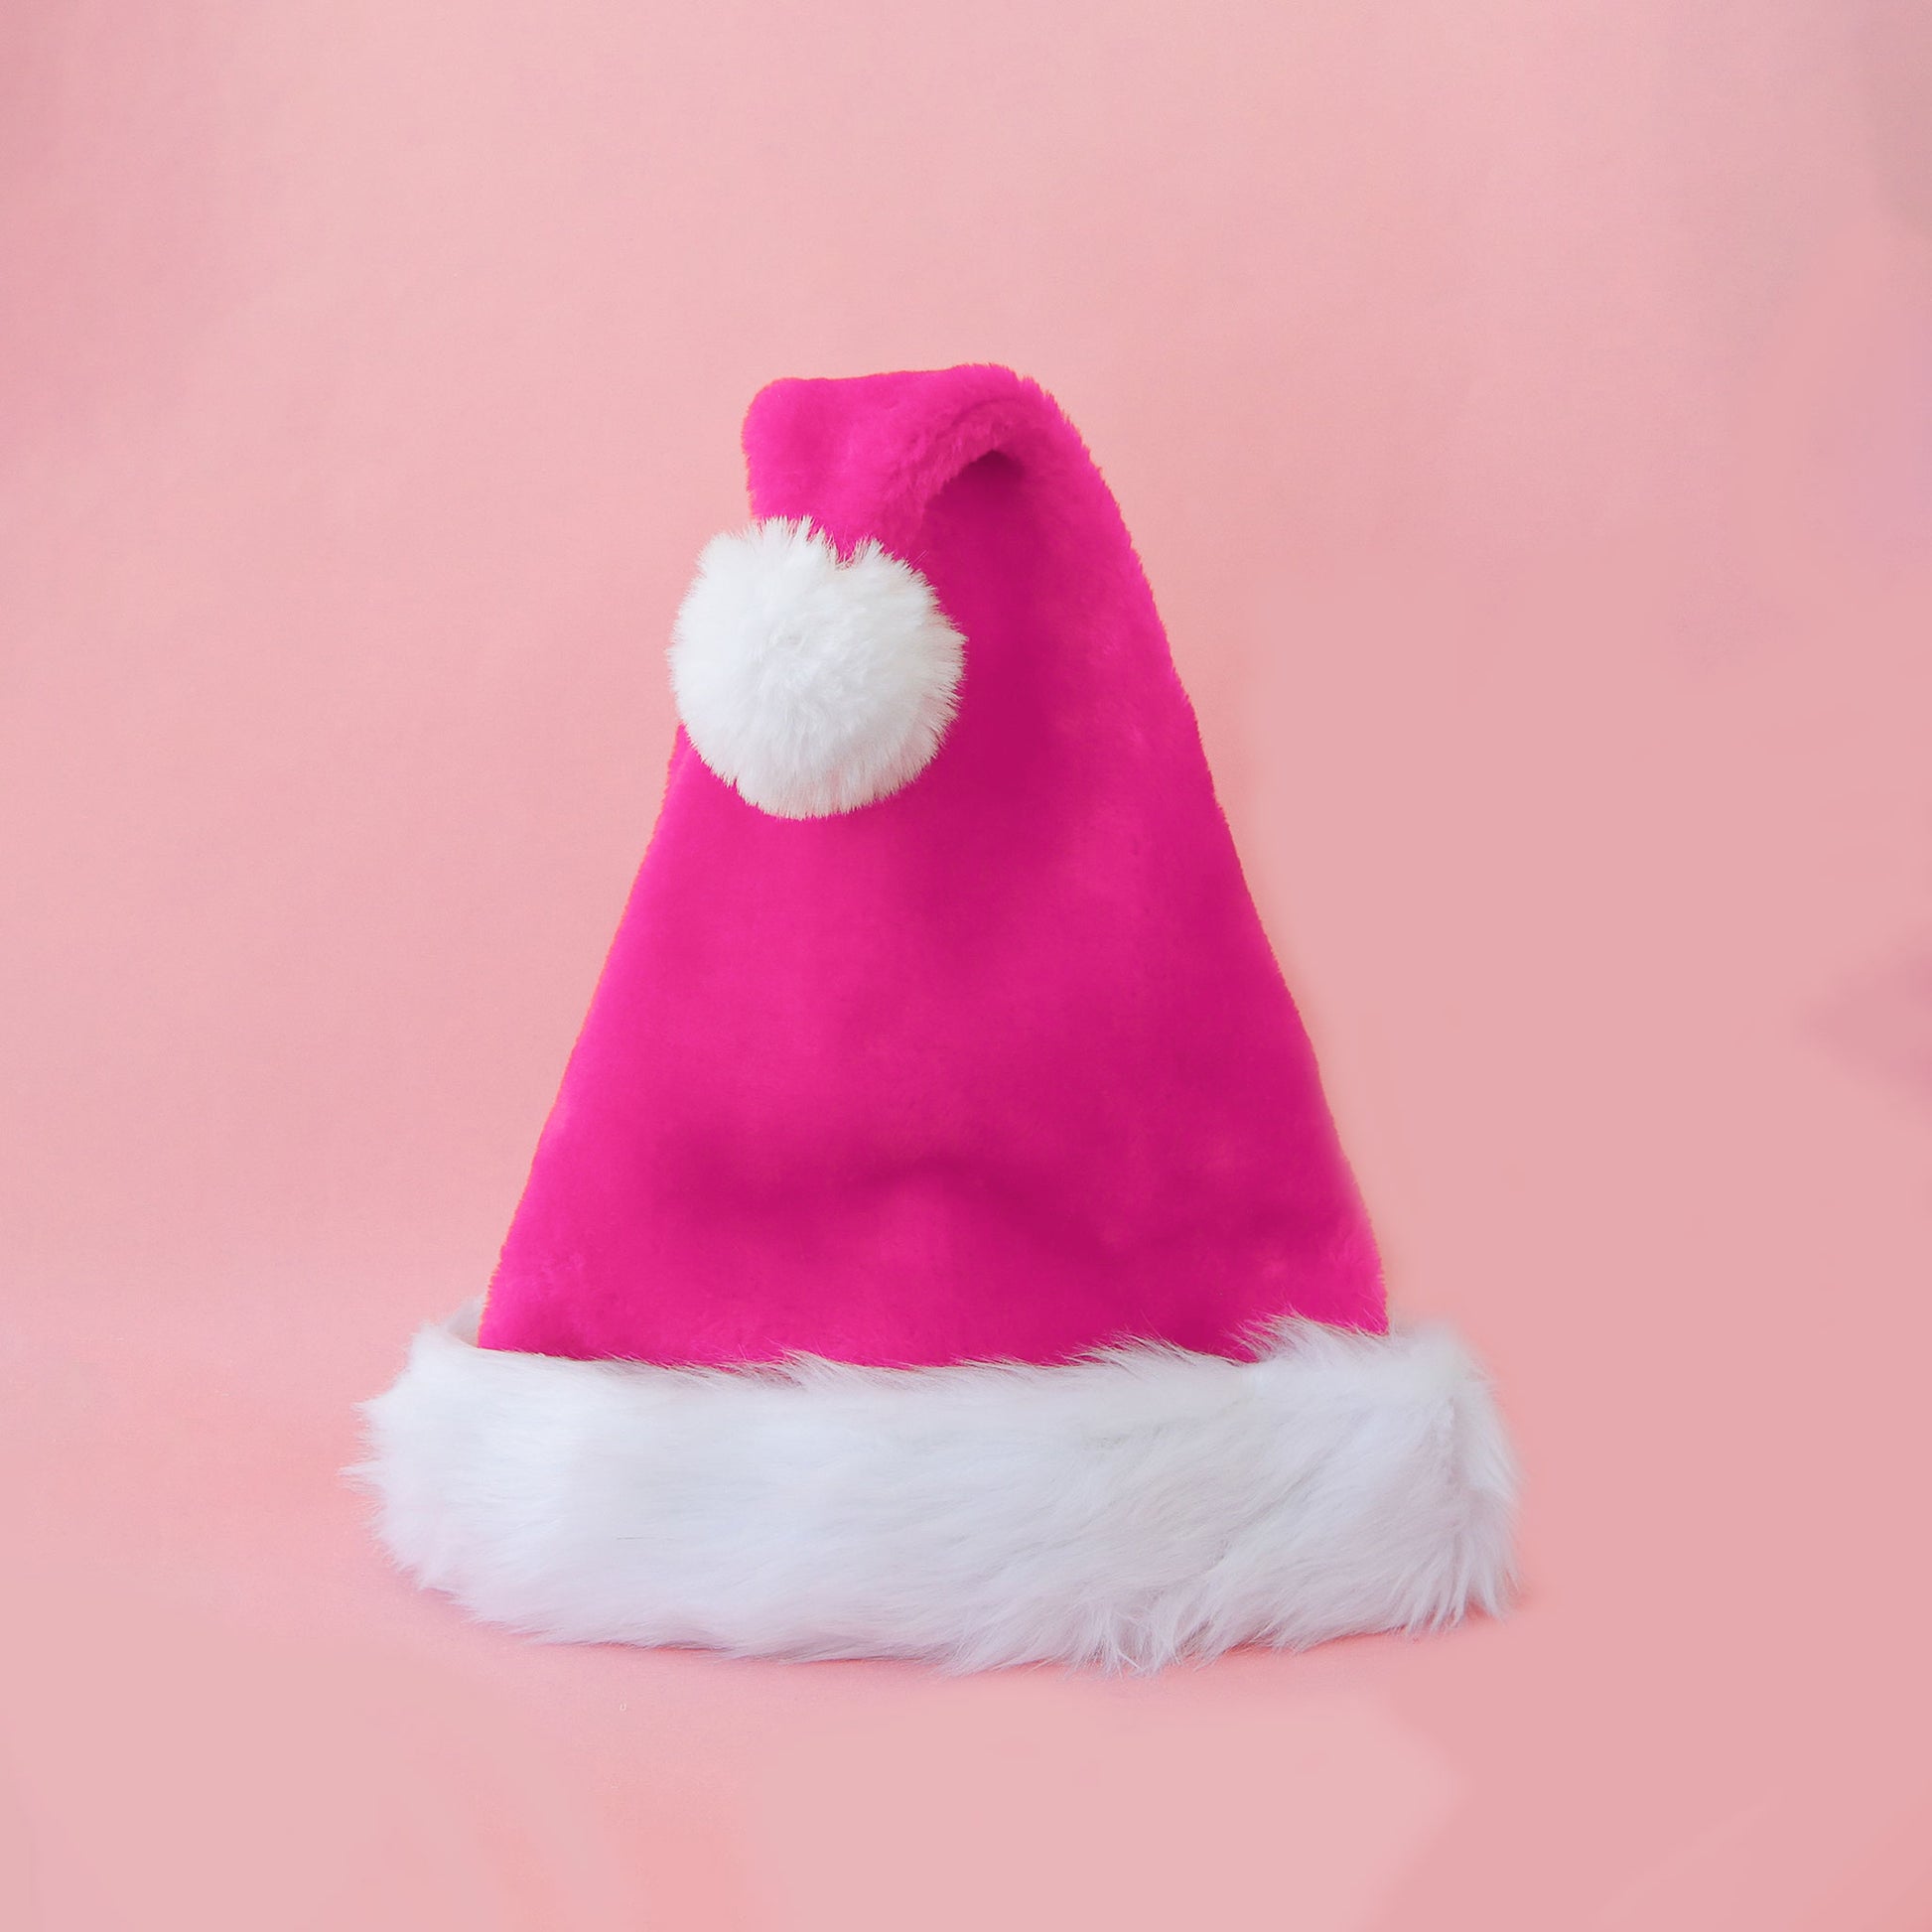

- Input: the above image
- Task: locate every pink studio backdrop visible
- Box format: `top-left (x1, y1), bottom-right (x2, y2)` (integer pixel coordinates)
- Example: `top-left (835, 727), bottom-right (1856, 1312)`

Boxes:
top-left (3, 2), bottom-right (1930, 1927)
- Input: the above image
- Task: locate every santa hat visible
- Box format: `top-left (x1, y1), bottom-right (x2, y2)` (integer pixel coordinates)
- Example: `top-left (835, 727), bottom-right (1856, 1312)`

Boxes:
top-left (359, 365), bottom-right (1516, 1670)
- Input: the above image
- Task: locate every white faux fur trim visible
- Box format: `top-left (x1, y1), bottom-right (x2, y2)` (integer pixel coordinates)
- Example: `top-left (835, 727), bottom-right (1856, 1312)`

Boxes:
top-left (668, 519), bottom-right (964, 818)
top-left (356, 1307), bottom-right (1516, 1670)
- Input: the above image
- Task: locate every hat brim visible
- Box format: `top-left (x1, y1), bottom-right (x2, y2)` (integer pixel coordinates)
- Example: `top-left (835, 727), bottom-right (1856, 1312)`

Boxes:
top-left (354, 1304), bottom-right (1515, 1670)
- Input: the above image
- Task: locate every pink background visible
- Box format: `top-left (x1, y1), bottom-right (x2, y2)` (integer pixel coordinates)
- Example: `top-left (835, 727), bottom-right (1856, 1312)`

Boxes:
top-left (4, 2), bottom-right (1931, 1926)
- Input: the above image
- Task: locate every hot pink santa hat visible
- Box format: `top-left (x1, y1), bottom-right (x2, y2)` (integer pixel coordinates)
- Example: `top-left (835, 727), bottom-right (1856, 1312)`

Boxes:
top-left (360, 365), bottom-right (1515, 1669)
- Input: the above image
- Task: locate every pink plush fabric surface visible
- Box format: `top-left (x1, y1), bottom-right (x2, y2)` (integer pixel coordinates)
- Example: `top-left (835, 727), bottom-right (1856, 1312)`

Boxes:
top-left (479, 367), bottom-right (1383, 1368)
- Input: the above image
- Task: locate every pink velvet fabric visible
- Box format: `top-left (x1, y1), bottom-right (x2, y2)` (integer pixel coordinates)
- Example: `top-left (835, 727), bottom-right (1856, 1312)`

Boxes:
top-left (479, 366), bottom-right (1384, 1368)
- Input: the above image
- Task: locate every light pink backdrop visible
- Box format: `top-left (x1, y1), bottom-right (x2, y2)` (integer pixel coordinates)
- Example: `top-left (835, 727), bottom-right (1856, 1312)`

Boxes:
top-left (4, 3), bottom-right (1931, 1927)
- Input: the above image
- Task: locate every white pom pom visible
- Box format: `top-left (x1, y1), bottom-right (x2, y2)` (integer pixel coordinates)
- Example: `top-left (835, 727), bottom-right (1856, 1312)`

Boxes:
top-left (668, 519), bottom-right (965, 819)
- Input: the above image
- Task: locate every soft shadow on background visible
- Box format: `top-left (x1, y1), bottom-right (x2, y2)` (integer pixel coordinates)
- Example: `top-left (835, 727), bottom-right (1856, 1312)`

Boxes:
top-left (3, 3), bottom-right (1930, 1927)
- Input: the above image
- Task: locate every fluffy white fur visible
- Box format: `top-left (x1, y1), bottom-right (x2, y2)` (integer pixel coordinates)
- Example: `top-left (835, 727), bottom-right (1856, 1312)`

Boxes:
top-left (356, 1306), bottom-right (1516, 1671)
top-left (669, 519), bottom-right (964, 818)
